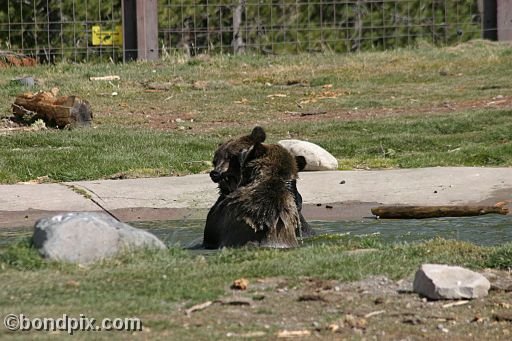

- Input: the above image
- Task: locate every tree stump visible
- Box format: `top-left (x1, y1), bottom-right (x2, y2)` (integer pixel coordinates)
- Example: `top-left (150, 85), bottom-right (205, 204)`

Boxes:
top-left (12, 90), bottom-right (93, 128)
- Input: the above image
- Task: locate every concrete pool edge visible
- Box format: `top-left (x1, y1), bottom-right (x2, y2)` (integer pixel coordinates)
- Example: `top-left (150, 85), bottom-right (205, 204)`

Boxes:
top-left (2, 199), bottom-right (511, 229)
top-left (1, 167), bottom-right (511, 228)
top-left (0, 201), bottom-right (380, 228)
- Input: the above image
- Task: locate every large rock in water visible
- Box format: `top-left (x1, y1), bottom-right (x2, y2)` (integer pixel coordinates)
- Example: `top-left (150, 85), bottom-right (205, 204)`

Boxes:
top-left (278, 139), bottom-right (338, 171)
top-left (413, 264), bottom-right (490, 300)
top-left (33, 212), bottom-right (166, 264)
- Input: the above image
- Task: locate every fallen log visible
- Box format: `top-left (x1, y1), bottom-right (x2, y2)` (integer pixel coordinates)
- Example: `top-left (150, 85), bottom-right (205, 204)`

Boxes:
top-left (0, 50), bottom-right (37, 67)
top-left (371, 204), bottom-right (509, 219)
top-left (12, 90), bottom-right (92, 128)
top-left (89, 75), bottom-right (120, 81)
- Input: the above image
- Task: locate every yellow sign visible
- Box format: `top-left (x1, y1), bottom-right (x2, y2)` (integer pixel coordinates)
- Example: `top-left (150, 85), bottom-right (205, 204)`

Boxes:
top-left (92, 25), bottom-right (122, 46)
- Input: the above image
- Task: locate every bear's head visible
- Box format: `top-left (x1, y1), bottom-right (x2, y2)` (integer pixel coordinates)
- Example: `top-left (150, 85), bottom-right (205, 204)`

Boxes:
top-left (238, 134), bottom-right (306, 187)
top-left (210, 126), bottom-right (266, 195)
top-left (210, 127), bottom-right (307, 195)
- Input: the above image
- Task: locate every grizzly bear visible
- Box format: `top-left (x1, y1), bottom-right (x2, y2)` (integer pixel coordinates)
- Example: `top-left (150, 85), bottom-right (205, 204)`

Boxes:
top-left (203, 127), bottom-right (304, 248)
top-left (208, 127), bottom-right (313, 238)
top-left (209, 127), bottom-right (264, 196)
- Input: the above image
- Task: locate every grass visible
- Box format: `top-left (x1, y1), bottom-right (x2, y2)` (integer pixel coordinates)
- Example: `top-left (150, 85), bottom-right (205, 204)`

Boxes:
top-left (0, 108), bottom-right (511, 183)
top-left (1, 42), bottom-right (511, 339)
top-left (0, 235), bottom-right (508, 338)
top-left (0, 40), bottom-right (510, 119)
top-left (1, 40), bottom-right (512, 183)
top-left (267, 109), bottom-right (512, 169)
top-left (0, 128), bottom-right (215, 183)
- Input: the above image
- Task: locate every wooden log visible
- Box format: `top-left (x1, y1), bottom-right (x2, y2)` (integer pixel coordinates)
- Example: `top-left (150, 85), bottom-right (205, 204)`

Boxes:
top-left (371, 204), bottom-right (509, 219)
top-left (12, 91), bottom-right (92, 128)
top-left (89, 75), bottom-right (120, 81)
top-left (0, 50), bottom-right (37, 67)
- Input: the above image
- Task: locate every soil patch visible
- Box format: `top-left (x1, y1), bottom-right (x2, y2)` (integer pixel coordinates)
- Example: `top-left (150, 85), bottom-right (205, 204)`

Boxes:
top-left (158, 273), bottom-right (512, 339)
top-left (130, 96), bottom-right (512, 132)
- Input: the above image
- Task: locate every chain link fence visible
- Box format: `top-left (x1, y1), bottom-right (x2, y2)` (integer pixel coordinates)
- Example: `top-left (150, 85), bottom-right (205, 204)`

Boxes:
top-left (0, 0), bottom-right (487, 62)
top-left (159, 0), bottom-right (482, 56)
top-left (0, 0), bottom-right (122, 63)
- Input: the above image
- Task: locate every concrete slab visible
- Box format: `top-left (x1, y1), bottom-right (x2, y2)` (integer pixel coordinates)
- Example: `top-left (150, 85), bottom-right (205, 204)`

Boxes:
top-left (1, 167), bottom-right (511, 228)
top-left (67, 174), bottom-right (218, 210)
top-left (0, 183), bottom-right (100, 228)
top-left (0, 183), bottom-right (98, 211)
top-left (298, 167), bottom-right (512, 206)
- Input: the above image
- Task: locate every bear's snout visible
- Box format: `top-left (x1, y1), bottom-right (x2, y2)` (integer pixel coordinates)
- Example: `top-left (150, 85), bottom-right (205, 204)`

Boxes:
top-left (210, 170), bottom-right (222, 183)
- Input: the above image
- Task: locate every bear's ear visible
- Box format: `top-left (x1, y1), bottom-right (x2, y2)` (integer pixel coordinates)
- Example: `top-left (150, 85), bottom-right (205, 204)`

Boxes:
top-left (239, 143), bottom-right (266, 166)
top-left (250, 126), bottom-right (266, 144)
top-left (295, 156), bottom-right (307, 172)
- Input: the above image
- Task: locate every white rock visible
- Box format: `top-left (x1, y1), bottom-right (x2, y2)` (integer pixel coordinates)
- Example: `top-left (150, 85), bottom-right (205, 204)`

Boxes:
top-left (413, 264), bottom-right (490, 300)
top-left (32, 212), bottom-right (166, 264)
top-left (278, 139), bottom-right (338, 171)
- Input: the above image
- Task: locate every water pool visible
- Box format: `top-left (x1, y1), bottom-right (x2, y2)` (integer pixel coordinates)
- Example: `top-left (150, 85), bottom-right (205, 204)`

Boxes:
top-left (2, 214), bottom-right (510, 249)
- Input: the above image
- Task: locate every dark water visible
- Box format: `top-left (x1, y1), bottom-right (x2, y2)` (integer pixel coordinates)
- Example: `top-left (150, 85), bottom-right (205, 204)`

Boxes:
top-left (2, 215), bottom-right (511, 249)
top-left (0, 229), bottom-right (33, 248)
top-left (133, 214), bottom-right (512, 247)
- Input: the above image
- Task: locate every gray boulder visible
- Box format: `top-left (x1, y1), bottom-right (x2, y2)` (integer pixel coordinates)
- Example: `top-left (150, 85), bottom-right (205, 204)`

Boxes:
top-left (413, 264), bottom-right (490, 300)
top-left (33, 212), bottom-right (166, 264)
top-left (278, 139), bottom-right (338, 171)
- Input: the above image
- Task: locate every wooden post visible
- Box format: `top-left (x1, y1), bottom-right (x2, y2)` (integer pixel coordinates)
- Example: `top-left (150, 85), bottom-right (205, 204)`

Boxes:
top-left (122, 0), bottom-right (158, 61)
top-left (136, 0), bottom-right (159, 60)
top-left (498, 0), bottom-right (512, 41)
top-left (482, 0), bottom-right (498, 40)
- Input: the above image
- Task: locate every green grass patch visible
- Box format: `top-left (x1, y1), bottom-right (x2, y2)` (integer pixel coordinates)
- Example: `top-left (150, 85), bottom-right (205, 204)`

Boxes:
top-left (485, 242), bottom-right (512, 269)
top-left (1, 109), bottom-right (511, 183)
top-left (0, 127), bottom-right (216, 183)
top-left (0, 238), bottom-right (44, 270)
top-left (0, 236), bottom-right (499, 319)
top-left (1, 41), bottom-right (512, 182)
top-left (268, 109), bottom-right (512, 169)
top-left (0, 236), bottom-right (507, 339)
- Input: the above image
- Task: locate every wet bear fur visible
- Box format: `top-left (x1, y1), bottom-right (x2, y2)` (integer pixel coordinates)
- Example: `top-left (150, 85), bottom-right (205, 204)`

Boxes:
top-left (207, 127), bottom-right (313, 239)
top-left (203, 128), bottom-right (303, 248)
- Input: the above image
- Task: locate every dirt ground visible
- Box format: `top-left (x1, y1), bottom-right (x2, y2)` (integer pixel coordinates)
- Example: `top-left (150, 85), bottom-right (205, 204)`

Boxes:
top-left (3, 94), bottom-right (512, 133)
top-left (158, 269), bottom-right (512, 340)
top-left (103, 95), bottom-right (512, 133)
